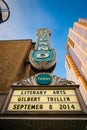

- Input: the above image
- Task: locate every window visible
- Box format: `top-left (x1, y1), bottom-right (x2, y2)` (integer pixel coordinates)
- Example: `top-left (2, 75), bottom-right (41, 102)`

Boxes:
top-left (84, 30), bottom-right (87, 40)
top-left (68, 37), bottom-right (74, 48)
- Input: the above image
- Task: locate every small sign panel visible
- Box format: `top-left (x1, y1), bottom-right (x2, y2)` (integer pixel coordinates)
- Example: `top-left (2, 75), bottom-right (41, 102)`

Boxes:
top-left (4, 87), bottom-right (83, 114)
top-left (36, 73), bottom-right (52, 85)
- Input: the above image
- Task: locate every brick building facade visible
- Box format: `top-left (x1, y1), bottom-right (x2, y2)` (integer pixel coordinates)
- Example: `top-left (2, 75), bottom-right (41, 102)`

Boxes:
top-left (0, 40), bottom-right (33, 91)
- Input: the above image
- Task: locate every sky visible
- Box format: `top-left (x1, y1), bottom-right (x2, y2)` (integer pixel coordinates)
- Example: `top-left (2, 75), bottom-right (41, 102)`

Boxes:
top-left (0, 0), bottom-right (87, 78)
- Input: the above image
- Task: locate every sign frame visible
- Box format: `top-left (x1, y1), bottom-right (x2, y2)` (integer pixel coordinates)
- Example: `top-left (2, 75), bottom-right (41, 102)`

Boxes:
top-left (1, 85), bottom-right (87, 115)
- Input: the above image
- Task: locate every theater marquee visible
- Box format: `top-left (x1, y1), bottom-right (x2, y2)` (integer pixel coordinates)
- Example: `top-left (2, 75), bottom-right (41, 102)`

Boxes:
top-left (2, 86), bottom-right (86, 114)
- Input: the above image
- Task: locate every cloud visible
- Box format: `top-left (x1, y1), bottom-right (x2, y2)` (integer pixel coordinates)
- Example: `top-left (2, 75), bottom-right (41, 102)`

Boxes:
top-left (0, 0), bottom-right (58, 41)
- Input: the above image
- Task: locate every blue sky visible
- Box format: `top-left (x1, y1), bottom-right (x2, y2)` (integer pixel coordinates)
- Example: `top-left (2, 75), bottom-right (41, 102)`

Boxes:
top-left (0, 0), bottom-right (87, 78)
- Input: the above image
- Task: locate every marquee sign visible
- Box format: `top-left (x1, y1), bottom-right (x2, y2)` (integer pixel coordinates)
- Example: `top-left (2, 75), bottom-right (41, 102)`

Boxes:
top-left (2, 86), bottom-right (86, 114)
top-left (29, 28), bottom-right (56, 70)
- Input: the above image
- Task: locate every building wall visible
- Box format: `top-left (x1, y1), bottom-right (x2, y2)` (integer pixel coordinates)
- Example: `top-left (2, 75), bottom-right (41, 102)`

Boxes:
top-left (0, 40), bottom-right (32, 91)
top-left (65, 18), bottom-right (87, 105)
